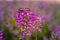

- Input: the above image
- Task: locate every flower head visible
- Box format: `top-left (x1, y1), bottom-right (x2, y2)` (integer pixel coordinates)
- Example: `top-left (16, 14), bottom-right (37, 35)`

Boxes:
top-left (15, 8), bottom-right (42, 39)
top-left (51, 24), bottom-right (60, 39)
top-left (0, 28), bottom-right (3, 40)
top-left (6, 8), bottom-right (42, 39)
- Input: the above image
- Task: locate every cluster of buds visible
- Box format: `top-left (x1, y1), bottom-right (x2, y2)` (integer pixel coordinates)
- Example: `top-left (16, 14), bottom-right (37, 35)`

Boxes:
top-left (51, 24), bottom-right (60, 40)
top-left (15, 8), bottom-right (42, 39)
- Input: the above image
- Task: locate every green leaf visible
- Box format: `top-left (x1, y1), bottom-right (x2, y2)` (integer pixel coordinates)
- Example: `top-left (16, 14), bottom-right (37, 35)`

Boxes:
top-left (9, 17), bottom-right (18, 29)
top-left (42, 21), bottom-right (50, 38)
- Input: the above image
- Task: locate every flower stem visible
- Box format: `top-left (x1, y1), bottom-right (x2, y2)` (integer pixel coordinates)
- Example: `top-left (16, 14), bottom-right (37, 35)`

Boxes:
top-left (35, 30), bottom-right (37, 40)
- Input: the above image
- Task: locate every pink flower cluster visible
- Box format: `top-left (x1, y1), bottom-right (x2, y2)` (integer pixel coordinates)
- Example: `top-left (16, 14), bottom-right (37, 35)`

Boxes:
top-left (0, 28), bottom-right (3, 40)
top-left (14, 8), bottom-right (42, 39)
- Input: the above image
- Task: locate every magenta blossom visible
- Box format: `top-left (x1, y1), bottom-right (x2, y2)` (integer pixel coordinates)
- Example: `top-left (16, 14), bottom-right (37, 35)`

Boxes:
top-left (51, 24), bottom-right (60, 40)
top-left (0, 28), bottom-right (3, 40)
top-left (5, 8), bottom-right (42, 39)
top-left (14, 8), bottom-right (42, 39)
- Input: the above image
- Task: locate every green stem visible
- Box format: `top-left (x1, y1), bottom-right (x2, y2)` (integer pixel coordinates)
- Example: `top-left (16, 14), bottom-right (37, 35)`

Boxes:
top-left (25, 36), bottom-right (29, 40)
top-left (35, 30), bottom-right (37, 40)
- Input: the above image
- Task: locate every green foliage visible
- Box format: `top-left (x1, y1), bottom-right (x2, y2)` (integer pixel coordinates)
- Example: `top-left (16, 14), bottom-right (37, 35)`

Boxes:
top-left (9, 17), bottom-right (18, 30)
top-left (3, 26), bottom-right (14, 40)
top-left (42, 21), bottom-right (51, 38)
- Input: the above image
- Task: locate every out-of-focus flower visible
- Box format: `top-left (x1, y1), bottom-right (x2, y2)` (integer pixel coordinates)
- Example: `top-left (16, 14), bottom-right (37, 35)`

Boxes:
top-left (5, 22), bottom-right (13, 30)
top-left (51, 24), bottom-right (60, 39)
top-left (12, 30), bottom-right (18, 35)
top-left (43, 36), bottom-right (48, 40)
top-left (19, 31), bottom-right (25, 39)
top-left (48, 22), bottom-right (55, 31)
top-left (55, 24), bottom-right (60, 39)
top-left (40, 11), bottom-right (52, 20)
top-left (7, 2), bottom-right (14, 18)
top-left (38, 2), bottom-right (47, 9)
top-left (0, 8), bottom-right (4, 21)
top-left (0, 28), bottom-right (3, 40)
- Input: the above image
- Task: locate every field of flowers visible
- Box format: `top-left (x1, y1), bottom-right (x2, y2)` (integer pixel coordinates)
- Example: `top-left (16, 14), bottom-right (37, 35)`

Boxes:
top-left (0, 1), bottom-right (60, 40)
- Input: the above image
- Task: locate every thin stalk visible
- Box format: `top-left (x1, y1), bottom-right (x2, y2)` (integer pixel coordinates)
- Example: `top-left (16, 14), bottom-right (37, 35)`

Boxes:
top-left (35, 30), bottom-right (37, 40)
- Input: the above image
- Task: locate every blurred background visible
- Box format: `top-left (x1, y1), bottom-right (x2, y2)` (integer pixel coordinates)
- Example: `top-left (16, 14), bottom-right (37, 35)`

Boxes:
top-left (0, 0), bottom-right (60, 40)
